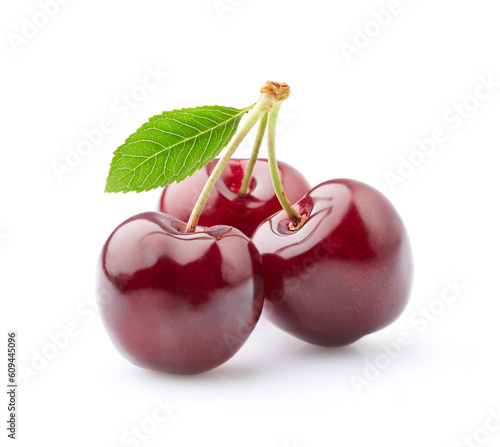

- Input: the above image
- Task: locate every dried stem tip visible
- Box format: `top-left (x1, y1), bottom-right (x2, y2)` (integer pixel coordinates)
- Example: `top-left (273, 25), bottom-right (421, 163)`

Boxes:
top-left (260, 81), bottom-right (281, 98)
top-left (276, 83), bottom-right (291, 101)
top-left (260, 81), bottom-right (291, 101)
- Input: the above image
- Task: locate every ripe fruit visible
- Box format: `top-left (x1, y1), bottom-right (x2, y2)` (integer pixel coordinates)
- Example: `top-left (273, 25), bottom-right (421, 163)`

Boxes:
top-left (252, 179), bottom-right (413, 347)
top-left (157, 158), bottom-right (310, 237)
top-left (100, 80), bottom-right (415, 372)
top-left (96, 212), bottom-right (264, 374)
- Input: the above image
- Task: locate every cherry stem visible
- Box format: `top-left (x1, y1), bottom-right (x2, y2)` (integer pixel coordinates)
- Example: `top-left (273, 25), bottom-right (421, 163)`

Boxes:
top-left (185, 88), bottom-right (276, 233)
top-left (239, 113), bottom-right (268, 195)
top-left (267, 100), bottom-right (303, 229)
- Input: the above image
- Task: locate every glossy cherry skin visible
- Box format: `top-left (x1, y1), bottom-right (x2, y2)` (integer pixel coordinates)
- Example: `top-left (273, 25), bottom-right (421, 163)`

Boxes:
top-left (158, 158), bottom-right (310, 237)
top-left (252, 179), bottom-right (413, 347)
top-left (96, 212), bottom-right (264, 374)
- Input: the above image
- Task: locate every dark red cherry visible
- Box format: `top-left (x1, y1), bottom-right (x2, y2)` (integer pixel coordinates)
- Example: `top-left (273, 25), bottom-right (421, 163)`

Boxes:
top-left (96, 212), bottom-right (264, 374)
top-left (252, 179), bottom-right (413, 347)
top-left (157, 158), bottom-right (310, 237)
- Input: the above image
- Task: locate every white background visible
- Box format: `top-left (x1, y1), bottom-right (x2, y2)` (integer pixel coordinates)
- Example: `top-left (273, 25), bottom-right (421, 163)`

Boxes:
top-left (1, 1), bottom-right (500, 446)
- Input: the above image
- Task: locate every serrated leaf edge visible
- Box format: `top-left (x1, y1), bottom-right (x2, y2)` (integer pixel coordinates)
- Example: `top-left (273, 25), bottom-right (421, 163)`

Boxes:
top-left (105, 104), bottom-right (253, 193)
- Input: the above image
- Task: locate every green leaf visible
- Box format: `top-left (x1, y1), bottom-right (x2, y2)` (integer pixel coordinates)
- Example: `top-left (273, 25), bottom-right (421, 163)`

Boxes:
top-left (105, 105), bottom-right (252, 193)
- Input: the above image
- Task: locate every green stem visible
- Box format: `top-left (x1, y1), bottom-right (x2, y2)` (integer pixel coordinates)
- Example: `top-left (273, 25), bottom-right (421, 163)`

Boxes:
top-left (267, 100), bottom-right (303, 229)
top-left (185, 93), bottom-right (275, 233)
top-left (239, 113), bottom-right (268, 194)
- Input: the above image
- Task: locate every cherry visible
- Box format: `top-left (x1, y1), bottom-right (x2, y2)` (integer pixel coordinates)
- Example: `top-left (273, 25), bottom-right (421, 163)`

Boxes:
top-left (96, 211), bottom-right (264, 374)
top-left (157, 158), bottom-right (310, 237)
top-left (252, 179), bottom-right (413, 347)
